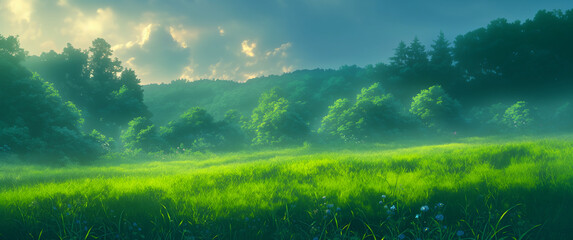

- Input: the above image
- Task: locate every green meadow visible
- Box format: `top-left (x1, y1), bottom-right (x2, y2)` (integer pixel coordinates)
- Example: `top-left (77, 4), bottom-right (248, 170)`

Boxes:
top-left (1, 134), bottom-right (572, 240)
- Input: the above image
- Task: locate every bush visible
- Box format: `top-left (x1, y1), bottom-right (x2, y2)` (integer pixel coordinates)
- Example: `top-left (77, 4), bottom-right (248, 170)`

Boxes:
top-left (502, 101), bottom-right (535, 130)
top-left (410, 85), bottom-right (463, 132)
top-left (318, 83), bottom-right (409, 142)
top-left (247, 88), bottom-right (309, 146)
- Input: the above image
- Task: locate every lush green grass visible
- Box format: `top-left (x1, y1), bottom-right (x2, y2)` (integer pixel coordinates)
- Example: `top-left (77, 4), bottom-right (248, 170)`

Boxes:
top-left (1, 135), bottom-right (572, 239)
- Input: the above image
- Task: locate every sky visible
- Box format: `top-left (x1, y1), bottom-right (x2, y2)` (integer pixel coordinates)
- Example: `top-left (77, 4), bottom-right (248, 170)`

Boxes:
top-left (1, 0), bottom-right (572, 84)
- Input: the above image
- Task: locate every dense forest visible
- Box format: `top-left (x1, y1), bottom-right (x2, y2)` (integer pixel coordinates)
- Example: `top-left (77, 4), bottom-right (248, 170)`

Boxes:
top-left (3, 9), bottom-right (573, 162)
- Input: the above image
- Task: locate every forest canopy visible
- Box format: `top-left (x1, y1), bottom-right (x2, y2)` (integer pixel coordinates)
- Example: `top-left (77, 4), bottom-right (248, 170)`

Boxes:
top-left (2, 9), bottom-right (573, 162)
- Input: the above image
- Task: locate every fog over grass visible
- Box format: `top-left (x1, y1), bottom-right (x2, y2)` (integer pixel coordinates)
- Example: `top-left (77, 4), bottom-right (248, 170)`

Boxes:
top-left (2, 4), bottom-right (573, 240)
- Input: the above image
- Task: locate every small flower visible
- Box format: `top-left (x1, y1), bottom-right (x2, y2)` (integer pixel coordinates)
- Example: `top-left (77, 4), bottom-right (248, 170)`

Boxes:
top-left (381, 194), bottom-right (387, 199)
top-left (322, 196), bottom-right (327, 200)
top-left (325, 209), bottom-right (331, 214)
top-left (423, 227), bottom-right (430, 232)
top-left (437, 202), bottom-right (445, 208)
top-left (415, 214), bottom-right (420, 219)
top-left (456, 230), bottom-right (464, 237)
top-left (327, 204), bottom-right (334, 208)
top-left (336, 207), bottom-right (341, 211)
top-left (435, 214), bottom-right (444, 221)
top-left (379, 200), bottom-right (383, 205)
top-left (390, 205), bottom-right (396, 211)
top-left (420, 205), bottom-right (429, 212)
top-left (398, 233), bottom-right (406, 240)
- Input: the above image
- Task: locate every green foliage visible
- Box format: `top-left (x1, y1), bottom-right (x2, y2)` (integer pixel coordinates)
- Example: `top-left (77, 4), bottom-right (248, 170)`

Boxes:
top-left (160, 107), bottom-right (218, 150)
top-left (410, 85), bottom-right (462, 131)
top-left (0, 35), bottom-right (102, 162)
top-left (88, 129), bottom-right (114, 152)
top-left (25, 38), bottom-right (150, 138)
top-left (470, 103), bottom-right (508, 133)
top-left (121, 117), bottom-right (162, 152)
top-left (143, 68), bottom-right (374, 130)
top-left (453, 10), bottom-right (573, 103)
top-left (503, 101), bottom-right (534, 130)
top-left (319, 83), bottom-right (408, 142)
top-left (248, 88), bottom-right (309, 146)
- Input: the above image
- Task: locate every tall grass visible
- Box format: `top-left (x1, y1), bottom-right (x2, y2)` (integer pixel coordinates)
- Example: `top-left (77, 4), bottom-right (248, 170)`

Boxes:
top-left (0, 135), bottom-right (572, 239)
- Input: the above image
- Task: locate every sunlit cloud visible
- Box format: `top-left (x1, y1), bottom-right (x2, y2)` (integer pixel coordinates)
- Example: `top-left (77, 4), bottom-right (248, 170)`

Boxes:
top-left (179, 65), bottom-right (195, 80)
top-left (111, 23), bottom-right (154, 51)
top-left (169, 25), bottom-right (199, 49)
top-left (266, 42), bottom-right (292, 57)
top-left (218, 26), bottom-right (225, 36)
top-left (61, 7), bottom-right (118, 45)
top-left (241, 40), bottom-right (256, 57)
top-left (57, 0), bottom-right (68, 7)
top-left (124, 57), bottom-right (136, 69)
top-left (113, 26), bottom-right (191, 83)
top-left (282, 65), bottom-right (293, 73)
top-left (243, 73), bottom-right (259, 80)
top-left (140, 24), bottom-right (153, 46)
top-left (7, 0), bottom-right (33, 23)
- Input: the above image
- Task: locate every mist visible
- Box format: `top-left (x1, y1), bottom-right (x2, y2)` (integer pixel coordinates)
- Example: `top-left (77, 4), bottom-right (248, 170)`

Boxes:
top-left (1, 3), bottom-right (573, 239)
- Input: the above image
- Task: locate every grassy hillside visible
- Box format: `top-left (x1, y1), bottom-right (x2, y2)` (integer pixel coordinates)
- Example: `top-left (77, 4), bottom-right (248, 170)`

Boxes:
top-left (0, 135), bottom-right (572, 239)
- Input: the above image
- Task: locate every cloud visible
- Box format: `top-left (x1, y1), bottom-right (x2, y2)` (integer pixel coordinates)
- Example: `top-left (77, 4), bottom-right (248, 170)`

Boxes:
top-left (282, 65), bottom-right (293, 73)
top-left (169, 25), bottom-right (200, 49)
top-left (7, 0), bottom-right (33, 23)
top-left (112, 23), bottom-right (155, 51)
top-left (266, 42), bottom-right (291, 57)
top-left (114, 24), bottom-right (191, 83)
top-left (218, 26), bottom-right (225, 36)
top-left (61, 7), bottom-right (118, 46)
top-left (241, 40), bottom-right (256, 57)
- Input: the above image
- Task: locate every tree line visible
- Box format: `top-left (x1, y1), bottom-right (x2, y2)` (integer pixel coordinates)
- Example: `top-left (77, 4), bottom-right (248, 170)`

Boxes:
top-left (2, 9), bottom-right (573, 162)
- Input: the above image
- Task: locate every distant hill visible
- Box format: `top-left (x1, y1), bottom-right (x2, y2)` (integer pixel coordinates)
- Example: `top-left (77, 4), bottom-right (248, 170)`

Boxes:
top-left (143, 66), bottom-right (376, 129)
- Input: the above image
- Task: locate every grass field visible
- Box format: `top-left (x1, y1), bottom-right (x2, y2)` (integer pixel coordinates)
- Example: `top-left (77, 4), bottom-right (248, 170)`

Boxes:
top-left (0, 134), bottom-right (572, 239)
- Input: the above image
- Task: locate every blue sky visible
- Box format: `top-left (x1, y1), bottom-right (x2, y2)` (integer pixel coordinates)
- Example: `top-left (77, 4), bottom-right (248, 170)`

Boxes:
top-left (1, 0), bottom-right (572, 84)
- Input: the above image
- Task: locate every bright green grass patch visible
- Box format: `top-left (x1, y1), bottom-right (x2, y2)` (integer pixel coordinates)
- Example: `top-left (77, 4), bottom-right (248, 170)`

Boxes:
top-left (0, 135), bottom-right (572, 239)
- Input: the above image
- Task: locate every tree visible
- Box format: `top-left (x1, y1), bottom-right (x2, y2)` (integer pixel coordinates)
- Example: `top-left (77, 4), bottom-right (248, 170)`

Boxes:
top-left (0, 35), bottom-right (102, 162)
top-left (248, 88), bottom-right (308, 146)
top-left (26, 38), bottom-right (150, 138)
top-left (318, 83), bottom-right (408, 142)
top-left (121, 117), bottom-right (163, 152)
top-left (389, 41), bottom-right (408, 67)
top-left (406, 37), bottom-right (429, 68)
top-left (429, 32), bottom-right (453, 68)
top-left (410, 85), bottom-right (462, 131)
top-left (383, 38), bottom-right (432, 103)
top-left (160, 107), bottom-right (220, 151)
top-left (88, 38), bottom-right (122, 93)
top-left (502, 101), bottom-right (534, 130)
top-left (318, 98), bottom-right (354, 140)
